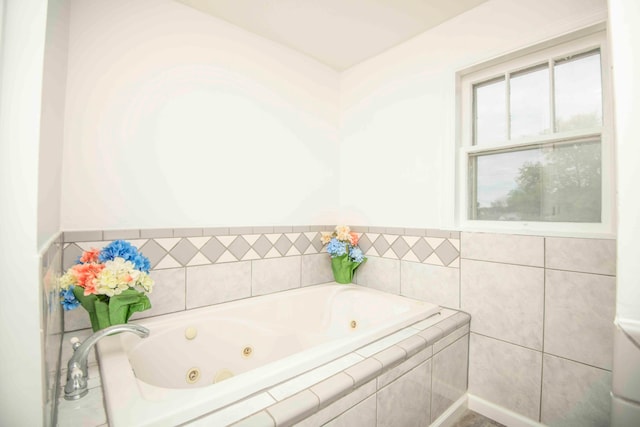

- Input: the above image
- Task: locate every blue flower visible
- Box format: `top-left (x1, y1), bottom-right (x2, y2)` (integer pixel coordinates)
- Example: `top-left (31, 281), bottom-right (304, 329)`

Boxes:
top-left (326, 238), bottom-right (347, 257)
top-left (99, 240), bottom-right (151, 272)
top-left (349, 247), bottom-right (365, 263)
top-left (60, 287), bottom-right (80, 311)
top-left (130, 253), bottom-right (151, 273)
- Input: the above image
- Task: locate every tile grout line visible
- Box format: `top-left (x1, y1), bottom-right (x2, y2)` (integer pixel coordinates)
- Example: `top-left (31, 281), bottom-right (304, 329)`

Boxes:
top-left (539, 236), bottom-right (546, 422)
top-left (469, 331), bottom-right (543, 354)
top-left (430, 339), bottom-right (435, 424)
top-left (460, 256), bottom-right (545, 269)
top-left (460, 255), bottom-right (615, 277)
top-left (543, 266), bottom-right (616, 278)
top-left (184, 266), bottom-right (188, 312)
top-left (250, 259), bottom-right (254, 297)
top-left (397, 258), bottom-right (401, 296)
top-left (459, 233), bottom-right (463, 310)
top-left (469, 331), bottom-right (611, 372)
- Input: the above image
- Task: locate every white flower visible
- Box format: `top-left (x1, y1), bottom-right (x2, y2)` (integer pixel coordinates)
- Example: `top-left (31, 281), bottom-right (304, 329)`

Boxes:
top-left (320, 231), bottom-right (334, 245)
top-left (60, 271), bottom-right (76, 290)
top-left (335, 225), bottom-right (351, 242)
top-left (136, 272), bottom-right (154, 293)
top-left (95, 257), bottom-right (137, 296)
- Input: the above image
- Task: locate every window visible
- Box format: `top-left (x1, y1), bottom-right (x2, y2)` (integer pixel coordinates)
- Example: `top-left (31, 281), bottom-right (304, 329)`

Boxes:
top-left (458, 29), bottom-right (613, 235)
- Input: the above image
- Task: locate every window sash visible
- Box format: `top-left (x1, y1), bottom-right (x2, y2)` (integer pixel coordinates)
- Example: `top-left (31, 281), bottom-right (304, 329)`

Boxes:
top-left (472, 49), bottom-right (602, 147)
top-left (457, 28), bottom-right (614, 236)
top-left (468, 138), bottom-right (602, 222)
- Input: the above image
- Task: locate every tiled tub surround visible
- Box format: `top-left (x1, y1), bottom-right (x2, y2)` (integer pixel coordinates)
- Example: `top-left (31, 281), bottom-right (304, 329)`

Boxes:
top-left (347, 231), bottom-right (615, 426)
top-left (56, 226), bottom-right (616, 425)
top-left (463, 233), bottom-right (615, 426)
top-left (56, 304), bottom-right (471, 426)
top-left (61, 226), bottom-right (461, 331)
top-left (42, 234), bottom-right (64, 427)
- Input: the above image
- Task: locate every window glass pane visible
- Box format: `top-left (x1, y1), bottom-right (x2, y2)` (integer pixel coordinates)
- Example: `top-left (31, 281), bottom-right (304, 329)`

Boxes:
top-left (474, 78), bottom-right (506, 145)
top-left (470, 140), bottom-right (601, 222)
top-left (554, 51), bottom-right (602, 132)
top-left (510, 65), bottom-right (550, 139)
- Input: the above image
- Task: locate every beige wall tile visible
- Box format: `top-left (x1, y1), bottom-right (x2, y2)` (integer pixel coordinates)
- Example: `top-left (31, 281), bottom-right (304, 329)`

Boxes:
top-left (301, 253), bottom-right (334, 286)
top-left (432, 335), bottom-right (469, 422)
top-left (400, 261), bottom-right (460, 308)
top-left (186, 262), bottom-right (251, 309)
top-left (295, 380), bottom-right (376, 427)
top-left (541, 354), bottom-right (611, 426)
top-left (131, 267), bottom-right (186, 319)
top-left (546, 237), bottom-right (616, 275)
top-left (461, 259), bottom-right (544, 350)
top-left (251, 256), bottom-right (301, 296)
top-left (324, 395), bottom-right (376, 427)
top-left (354, 256), bottom-right (400, 294)
top-left (544, 269), bottom-right (615, 369)
top-left (377, 360), bottom-right (432, 427)
top-left (461, 232), bottom-right (544, 266)
top-left (469, 333), bottom-right (542, 421)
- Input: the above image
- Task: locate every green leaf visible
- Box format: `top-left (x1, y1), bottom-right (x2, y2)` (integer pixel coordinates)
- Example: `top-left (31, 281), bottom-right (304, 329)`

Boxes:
top-left (72, 286), bottom-right (152, 331)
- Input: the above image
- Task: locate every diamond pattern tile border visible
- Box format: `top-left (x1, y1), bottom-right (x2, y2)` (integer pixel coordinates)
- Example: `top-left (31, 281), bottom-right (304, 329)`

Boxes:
top-left (434, 239), bottom-right (459, 266)
top-left (170, 239), bottom-right (198, 265)
top-left (61, 226), bottom-right (460, 270)
top-left (201, 237), bottom-right (227, 263)
top-left (274, 235), bottom-right (293, 256)
top-left (228, 236), bottom-right (251, 260)
top-left (140, 240), bottom-right (167, 269)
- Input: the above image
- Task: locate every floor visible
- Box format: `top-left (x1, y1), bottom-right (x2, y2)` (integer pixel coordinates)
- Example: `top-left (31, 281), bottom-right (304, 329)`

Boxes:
top-left (449, 409), bottom-right (506, 427)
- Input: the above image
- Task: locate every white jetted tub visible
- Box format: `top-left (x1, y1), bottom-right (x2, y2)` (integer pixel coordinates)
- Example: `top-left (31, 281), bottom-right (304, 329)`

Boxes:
top-left (97, 283), bottom-right (440, 426)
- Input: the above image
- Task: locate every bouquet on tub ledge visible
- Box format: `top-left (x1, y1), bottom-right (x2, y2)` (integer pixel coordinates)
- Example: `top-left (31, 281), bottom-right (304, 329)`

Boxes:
top-left (321, 225), bottom-right (367, 284)
top-left (59, 240), bottom-right (154, 332)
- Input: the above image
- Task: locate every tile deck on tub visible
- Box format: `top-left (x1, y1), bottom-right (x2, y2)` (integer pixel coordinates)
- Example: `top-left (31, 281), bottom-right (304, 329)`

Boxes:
top-left (56, 305), bottom-right (470, 427)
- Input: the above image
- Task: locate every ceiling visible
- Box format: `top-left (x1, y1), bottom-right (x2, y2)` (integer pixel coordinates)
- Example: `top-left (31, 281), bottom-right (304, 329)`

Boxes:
top-left (175, 0), bottom-right (489, 71)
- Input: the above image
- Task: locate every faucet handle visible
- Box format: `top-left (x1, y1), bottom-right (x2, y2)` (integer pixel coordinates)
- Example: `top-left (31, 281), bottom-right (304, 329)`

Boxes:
top-left (70, 336), bottom-right (81, 351)
top-left (65, 366), bottom-right (88, 400)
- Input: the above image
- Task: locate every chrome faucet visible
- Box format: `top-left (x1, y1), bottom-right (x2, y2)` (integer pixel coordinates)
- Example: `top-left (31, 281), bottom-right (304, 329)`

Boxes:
top-left (64, 323), bottom-right (150, 400)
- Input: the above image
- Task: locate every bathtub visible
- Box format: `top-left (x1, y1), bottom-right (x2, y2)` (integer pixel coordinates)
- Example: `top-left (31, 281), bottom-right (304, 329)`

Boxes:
top-left (97, 283), bottom-right (440, 426)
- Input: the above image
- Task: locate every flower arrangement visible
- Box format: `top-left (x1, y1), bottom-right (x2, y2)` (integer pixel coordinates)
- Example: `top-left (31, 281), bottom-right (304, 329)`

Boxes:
top-left (321, 225), bottom-right (366, 284)
top-left (60, 240), bottom-right (154, 331)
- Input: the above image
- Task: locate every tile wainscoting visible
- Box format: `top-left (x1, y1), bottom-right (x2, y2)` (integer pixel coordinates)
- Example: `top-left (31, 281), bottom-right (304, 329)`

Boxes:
top-left (41, 234), bottom-right (63, 427)
top-left (55, 226), bottom-right (615, 427)
top-left (56, 307), bottom-right (471, 426)
top-left (60, 226), bottom-right (461, 332)
top-left (355, 232), bottom-right (616, 427)
top-left (348, 231), bottom-right (614, 427)
top-left (461, 232), bottom-right (615, 427)
top-left (353, 231), bottom-right (615, 426)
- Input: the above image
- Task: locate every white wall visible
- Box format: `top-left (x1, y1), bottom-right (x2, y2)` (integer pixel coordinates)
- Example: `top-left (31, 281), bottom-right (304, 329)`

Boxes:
top-left (61, 0), bottom-right (340, 231)
top-left (0, 0), bottom-right (48, 425)
top-left (339, 0), bottom-right (607, 228)
top-left (609, 0), bottom-right (640, 322)
top-left (38, 0), bottom-right (69, 247)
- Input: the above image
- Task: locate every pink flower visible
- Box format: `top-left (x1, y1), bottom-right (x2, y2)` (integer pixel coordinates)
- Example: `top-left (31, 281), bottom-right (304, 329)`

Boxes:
top-left (79, 248), bottom-right (101, 263)
top-left (349, 232), bottom-right (359, 246)
top-left (82, 277), bottom-right (99, 296)
top-left (70, 263), bottom-right (105, 295)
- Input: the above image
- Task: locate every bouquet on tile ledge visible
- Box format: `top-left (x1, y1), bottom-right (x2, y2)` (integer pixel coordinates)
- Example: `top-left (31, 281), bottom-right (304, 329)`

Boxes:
top-left (321, 225), bottom-right (366, 284)
top-left (59, 240), bottom-right (154, 332)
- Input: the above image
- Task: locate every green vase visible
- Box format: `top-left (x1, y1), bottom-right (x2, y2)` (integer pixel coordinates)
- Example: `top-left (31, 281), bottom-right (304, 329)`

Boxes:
top-left (72, 286), bottom-right (152, 332)
top-left (331, 254), bottom-right (364, 284)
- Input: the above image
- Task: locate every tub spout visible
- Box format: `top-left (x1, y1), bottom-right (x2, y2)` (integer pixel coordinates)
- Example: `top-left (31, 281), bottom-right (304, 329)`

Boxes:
top-left (64, 323), bottom-right (150, 400)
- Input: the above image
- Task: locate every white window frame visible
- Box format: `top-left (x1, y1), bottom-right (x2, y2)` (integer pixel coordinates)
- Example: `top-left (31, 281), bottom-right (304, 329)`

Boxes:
top-left (456, 26), bottom-right (615, 237)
